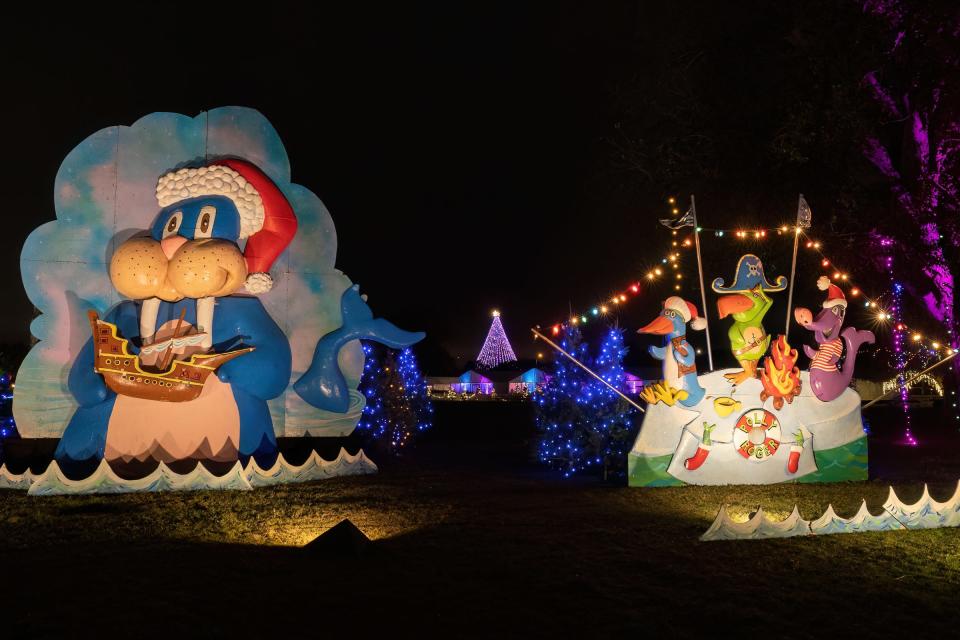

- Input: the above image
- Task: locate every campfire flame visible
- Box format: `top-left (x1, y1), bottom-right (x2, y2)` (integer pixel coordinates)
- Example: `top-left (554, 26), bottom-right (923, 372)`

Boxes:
top-left (759, 335), bottom-right (802, 410)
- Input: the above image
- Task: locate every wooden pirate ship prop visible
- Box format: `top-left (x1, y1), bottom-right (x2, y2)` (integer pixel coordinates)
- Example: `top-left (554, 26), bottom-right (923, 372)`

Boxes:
top-left (88, 310), bottom-right (253, 402)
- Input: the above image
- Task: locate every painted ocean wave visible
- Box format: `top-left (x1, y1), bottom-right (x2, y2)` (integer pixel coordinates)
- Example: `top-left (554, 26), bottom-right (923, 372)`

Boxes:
top-left (701, 480), bottom-right (960, 541)
top-left (0, 448), bottom-right (377, 496)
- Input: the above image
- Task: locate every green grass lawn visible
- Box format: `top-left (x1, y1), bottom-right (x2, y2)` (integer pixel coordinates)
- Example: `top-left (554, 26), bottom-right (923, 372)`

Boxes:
top-left (2, 434), bottom-right (959, 638)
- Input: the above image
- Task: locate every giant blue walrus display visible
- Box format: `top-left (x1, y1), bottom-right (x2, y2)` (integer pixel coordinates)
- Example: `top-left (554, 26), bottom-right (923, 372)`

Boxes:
top-left (16, 108), bottom-right (423, 481)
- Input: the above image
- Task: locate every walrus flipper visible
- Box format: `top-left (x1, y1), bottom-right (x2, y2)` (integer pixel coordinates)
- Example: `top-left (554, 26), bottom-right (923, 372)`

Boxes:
top-left (293, 285), bottom-right (425, 413)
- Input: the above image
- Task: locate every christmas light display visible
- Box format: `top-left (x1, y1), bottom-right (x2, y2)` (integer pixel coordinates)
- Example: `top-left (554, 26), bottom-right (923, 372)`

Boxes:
top-left (15, 107), bottom-right (425, 480)
top-left (542, 194), bottom-right (957, 366)
top-left (891, 278), bottom-right (916, 445)
top-left (476, 310), bottom-right (518, 369)
top-left (806, 237), bottom-right (954, 356)
top-left (535, 326), bottom-right (637, 479)
top-left (357, 343), bottom-right (433, 454)
top-left (807, 235), bottom-right (957, 428)
top-left (0, 373), bottom-right (17, 462)
top-left (881, 372), bottom-right (944, 397)
top-left (538, 194), bottom-right (958, 449)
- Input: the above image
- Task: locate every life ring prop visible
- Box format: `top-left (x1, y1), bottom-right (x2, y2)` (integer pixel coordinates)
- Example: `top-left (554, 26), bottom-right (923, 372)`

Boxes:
top-left (733, 408), bottom-right (782, 462)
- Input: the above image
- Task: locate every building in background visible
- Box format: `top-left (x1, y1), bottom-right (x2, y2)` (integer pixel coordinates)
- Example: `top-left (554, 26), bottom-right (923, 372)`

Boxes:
top-left (623, 372), bottom-right (645, 395)
top-left (508, 368), bottom-right (550, 394)
top-left (452, 370), bottom-right (495, 395)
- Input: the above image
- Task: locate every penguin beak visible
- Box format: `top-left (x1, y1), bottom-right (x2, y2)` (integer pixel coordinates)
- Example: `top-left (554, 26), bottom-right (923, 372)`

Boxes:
top-left (717, 294), bottom-right (752, 319)
top-left (638, 315), bottom-right (673, 336)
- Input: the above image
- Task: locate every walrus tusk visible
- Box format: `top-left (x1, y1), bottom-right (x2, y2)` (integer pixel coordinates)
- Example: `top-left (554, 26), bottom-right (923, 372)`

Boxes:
top-left (140, 297), bottom-right (161, 344)
top-left (196, 296), bottom-right (215, 351)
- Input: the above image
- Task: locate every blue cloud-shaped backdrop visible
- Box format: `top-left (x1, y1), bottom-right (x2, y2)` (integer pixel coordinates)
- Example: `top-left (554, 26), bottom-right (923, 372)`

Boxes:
top-left (17, 107), bottom-right (365, 438)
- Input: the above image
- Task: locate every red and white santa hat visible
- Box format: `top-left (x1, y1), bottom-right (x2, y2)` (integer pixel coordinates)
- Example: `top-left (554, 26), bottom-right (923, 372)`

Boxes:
top-left (155, 159), bottom-right (298, 294)
top-left (817, 276), bottom-right (847, 309)
top-left (664, 296), bottom-right (708, 330)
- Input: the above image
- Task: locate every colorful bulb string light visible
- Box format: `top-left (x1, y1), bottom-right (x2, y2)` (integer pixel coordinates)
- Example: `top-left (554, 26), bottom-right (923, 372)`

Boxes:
top-left (543, 225), bottom-right (955, 364)
top-left (800, 234), bottom-right (955, 358)
top-left (798, 231), bottom-right (960, 437)
top-left (536, 199), bottom-right (957, 437)
top-left (542, 196), bottom-right (802, 336)
top-left (545, 231), bottom-right (698, 335)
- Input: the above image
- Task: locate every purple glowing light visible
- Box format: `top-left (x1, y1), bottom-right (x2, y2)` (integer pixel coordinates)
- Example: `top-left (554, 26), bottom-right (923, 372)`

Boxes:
top-left (891, 276), bottom-right (916, 446)
top-left (476, 311), bottom-right (518, 369)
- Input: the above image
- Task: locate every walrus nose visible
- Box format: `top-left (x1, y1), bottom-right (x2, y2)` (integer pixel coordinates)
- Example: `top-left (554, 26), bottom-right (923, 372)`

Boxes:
top-left (160, 235), bottom-right (188, 260)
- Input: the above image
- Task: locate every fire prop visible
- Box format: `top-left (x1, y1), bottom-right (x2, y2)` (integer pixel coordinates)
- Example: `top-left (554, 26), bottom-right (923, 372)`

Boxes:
top-left (759, 335), bottom-right (801, 410)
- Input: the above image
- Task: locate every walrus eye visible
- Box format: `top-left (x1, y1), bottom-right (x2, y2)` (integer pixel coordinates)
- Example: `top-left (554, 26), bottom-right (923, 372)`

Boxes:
top-left (162, 211), bottom-right (183, 238)
top-left (194, 205), bottom-right (217, 239)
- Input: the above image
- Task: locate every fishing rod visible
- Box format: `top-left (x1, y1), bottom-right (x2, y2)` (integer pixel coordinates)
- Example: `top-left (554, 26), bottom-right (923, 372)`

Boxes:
top-left (861, 352), bottom-right (957, 410)
top-left (531, 328), bottom-right (645, 413)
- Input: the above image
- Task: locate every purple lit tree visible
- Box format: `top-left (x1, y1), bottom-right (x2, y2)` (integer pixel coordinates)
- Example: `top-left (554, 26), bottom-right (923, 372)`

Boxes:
top-left (605, 2), bottom-right (959, 367)
top-left (476, 311), bottom-right (518, 369)
top-left (860, 1), bottom-right (960, 364)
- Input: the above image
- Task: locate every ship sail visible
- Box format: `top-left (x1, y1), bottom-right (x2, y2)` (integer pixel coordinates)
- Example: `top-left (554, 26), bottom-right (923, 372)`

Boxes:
top-left (88, 310), bottom-right (254, 403)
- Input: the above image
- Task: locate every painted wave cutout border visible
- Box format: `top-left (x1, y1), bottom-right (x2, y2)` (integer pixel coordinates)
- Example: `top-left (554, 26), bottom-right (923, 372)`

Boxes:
top-left (701, 481), bottom-right (960, 541)
top-left (0, 448), bottom-right (377, 495)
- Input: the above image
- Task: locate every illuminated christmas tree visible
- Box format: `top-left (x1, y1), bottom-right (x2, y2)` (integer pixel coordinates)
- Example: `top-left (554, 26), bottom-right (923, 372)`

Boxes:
top-left (535, 327), bottom-right (636, 480)
top-left (357, 343), bottom-right (433, 455)
top-left (0, 372), bottom-right (17, 463)
top-left (476, 310), bottom-right (518, 369)
top-left (535, 324), bottom-right (591, 476)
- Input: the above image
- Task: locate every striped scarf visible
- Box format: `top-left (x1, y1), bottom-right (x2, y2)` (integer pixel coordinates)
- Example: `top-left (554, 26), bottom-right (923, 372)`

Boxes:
top-left (810, 338), bottom-right (842, 372)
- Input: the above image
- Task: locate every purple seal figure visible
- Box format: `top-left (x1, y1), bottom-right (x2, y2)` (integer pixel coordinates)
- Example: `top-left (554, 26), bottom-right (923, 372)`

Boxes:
top-left (794, 276), bottom-right (875, 402)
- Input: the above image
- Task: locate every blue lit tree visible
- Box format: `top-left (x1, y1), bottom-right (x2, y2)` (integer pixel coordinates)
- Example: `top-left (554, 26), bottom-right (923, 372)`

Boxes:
top-left (535, 324), bottom-right (591, 476)
top-left (0, 372), bottom-right (18, 463)
top-left (535, 326), bottom-right (636, 480)
top-left (356, 343), bottom-right (433, 455)
top-left (590, 327), bottom-right (635, 478)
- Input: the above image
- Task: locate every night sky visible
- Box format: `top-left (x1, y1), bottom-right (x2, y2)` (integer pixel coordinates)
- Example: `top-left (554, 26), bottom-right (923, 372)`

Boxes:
top-left (0, 3), bottom-right (901, 372)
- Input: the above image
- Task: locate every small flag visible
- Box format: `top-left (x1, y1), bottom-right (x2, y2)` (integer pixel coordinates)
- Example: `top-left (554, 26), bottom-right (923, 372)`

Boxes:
top-left (797, 194), bottom-right (812, 229)
top-left (660, 206), bottom-right (695, 230)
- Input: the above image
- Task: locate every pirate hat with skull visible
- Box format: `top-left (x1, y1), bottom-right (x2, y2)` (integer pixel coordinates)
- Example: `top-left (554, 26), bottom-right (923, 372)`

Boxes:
top-left (711, 253), bottom-right (788, 293)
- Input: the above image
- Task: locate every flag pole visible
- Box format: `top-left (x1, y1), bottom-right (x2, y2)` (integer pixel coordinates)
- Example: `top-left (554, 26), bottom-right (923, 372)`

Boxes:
top-left (690, 195), bottom-right (714, 371)
top-left (784, 194), bottom-right (804, 337)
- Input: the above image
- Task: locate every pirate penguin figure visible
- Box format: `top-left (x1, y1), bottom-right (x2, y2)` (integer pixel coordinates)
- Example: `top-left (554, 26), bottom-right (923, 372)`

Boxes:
top-left (637, 296), bottom-right (708, 407)
top-left (712, 254), bottom-right (787, 385)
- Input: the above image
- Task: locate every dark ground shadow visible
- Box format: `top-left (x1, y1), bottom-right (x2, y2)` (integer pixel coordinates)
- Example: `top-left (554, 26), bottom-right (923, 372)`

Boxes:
top-left (2, 399), bottom-right (959, 638)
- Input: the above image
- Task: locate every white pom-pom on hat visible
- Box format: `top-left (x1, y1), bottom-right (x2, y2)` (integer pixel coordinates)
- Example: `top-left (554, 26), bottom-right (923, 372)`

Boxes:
top-left (157, 159), bottom-right (298, 297)
top-left (817, 276), bottom-right (831, 291)
top-left (663, 296), bottom-right (707, 329)
top-left (244, 272), bottom-right (273, 294)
